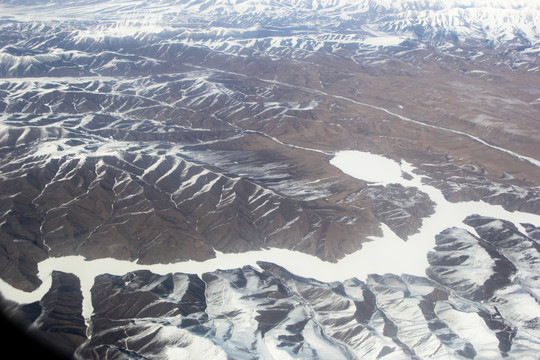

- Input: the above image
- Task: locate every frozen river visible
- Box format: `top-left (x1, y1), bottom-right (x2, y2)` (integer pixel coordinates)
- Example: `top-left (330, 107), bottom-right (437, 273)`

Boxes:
top-left (1, 150), bottom-right (539, 322)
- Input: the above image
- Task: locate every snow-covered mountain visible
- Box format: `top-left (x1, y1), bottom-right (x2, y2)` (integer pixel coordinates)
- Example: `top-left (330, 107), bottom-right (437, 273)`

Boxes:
top-left (0, 0), bottom-right (539, 359)
top-left (2, 0), bottom-right (539, 46)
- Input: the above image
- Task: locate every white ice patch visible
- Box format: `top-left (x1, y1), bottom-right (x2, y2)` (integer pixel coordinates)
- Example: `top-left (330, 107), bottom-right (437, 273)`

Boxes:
top-left (329, 150), bottom-right (403, 186)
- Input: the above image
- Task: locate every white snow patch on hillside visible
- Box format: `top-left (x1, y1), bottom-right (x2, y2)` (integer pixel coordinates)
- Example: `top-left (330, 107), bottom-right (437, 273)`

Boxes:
top-left (362, 36), bottom-right (406, 47)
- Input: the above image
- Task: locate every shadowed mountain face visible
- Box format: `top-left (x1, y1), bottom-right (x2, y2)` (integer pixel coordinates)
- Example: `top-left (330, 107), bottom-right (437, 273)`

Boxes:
top-left (0, 0), bottom-right (539, 358)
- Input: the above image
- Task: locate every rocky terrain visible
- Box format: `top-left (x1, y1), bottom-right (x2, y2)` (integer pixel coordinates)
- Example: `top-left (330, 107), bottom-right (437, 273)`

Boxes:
top-left (0, 0), bottom-right (539, 358)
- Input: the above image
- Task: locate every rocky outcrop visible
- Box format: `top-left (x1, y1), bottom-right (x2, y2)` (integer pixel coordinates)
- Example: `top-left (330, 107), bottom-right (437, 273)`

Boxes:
top-left (2, 271), bottom-right (86, 359)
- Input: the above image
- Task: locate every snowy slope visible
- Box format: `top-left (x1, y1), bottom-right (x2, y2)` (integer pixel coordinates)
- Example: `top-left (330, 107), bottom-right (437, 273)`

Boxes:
top-left (1, 0), bottom-right (539, 46)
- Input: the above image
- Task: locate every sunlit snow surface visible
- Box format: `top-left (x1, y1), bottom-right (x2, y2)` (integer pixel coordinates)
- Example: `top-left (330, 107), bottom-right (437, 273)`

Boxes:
top-left (329, 150), bottom-right (404, 185)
